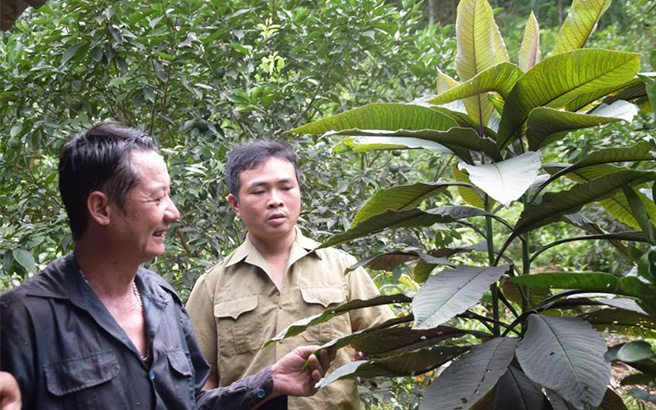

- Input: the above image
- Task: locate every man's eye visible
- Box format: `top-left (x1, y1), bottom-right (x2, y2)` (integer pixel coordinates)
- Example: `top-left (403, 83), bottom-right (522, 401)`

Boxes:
top-left (253, 191), bottom-right (265, 195)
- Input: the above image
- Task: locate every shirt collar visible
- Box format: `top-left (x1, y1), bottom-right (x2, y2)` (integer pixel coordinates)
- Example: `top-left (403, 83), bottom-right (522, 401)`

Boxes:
top-left (226, 226), bottom-right (321, 269)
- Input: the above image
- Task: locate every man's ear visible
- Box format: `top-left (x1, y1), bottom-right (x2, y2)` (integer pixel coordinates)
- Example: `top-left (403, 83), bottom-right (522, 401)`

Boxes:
top-left (87, 191), bottom-right (111, 226)
top-left (227, 193), bottom-right (241, 217)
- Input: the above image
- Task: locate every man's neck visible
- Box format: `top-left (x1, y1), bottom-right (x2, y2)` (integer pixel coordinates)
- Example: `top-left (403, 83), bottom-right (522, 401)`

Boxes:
top-left (248, 227), bottom-right (297, 260)
top-left (73, 242), bottom-right (138, 297)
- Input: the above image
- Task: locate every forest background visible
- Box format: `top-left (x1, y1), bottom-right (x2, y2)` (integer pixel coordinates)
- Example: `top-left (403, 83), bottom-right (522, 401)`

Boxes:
top-left (1, 0), bottom-right (656, 408)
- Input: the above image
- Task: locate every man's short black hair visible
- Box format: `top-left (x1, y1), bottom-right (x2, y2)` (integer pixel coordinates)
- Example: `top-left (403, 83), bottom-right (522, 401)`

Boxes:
top-left (225, 139), bottom-right (300, 199)
top-left (58, 121), bottom-right (159, 240)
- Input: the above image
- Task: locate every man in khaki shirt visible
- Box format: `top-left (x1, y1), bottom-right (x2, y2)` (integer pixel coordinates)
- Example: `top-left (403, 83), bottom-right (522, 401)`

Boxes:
top-left (186, 140), bottom-right (394, 410)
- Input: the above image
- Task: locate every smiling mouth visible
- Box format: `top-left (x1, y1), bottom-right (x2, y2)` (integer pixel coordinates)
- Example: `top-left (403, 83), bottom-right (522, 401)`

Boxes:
top-left (153, 230), bottom-right (167, 237)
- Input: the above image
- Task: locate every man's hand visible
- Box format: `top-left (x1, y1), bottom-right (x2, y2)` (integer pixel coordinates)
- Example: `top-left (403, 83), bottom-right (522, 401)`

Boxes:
top-left (0, 372), bottom-right (21, 410)
top-left (271, 345), bottom-right (335, 397)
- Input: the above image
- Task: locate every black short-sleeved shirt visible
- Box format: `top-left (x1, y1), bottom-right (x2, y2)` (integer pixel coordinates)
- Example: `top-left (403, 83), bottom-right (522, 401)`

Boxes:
top-left (0, 254), bottom-right (282, 409)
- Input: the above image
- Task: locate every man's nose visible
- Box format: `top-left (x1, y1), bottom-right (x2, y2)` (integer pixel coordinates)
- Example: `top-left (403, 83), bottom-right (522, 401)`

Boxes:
top-left (165, 197), bottom-right (181, 220)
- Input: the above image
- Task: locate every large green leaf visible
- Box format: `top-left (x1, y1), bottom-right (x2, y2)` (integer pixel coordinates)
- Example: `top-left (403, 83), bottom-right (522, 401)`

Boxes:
top-left (452, 164), bottom-right (491, 209)
top-left (494, 366), bottom-right (551, 410)
top-left (510, 272), bottom-right (656, 308)
top-left (497, 49), bottom-right (640, 148)
top-left (353, 182), bottom-right (462, 227)
top-left (513, 170), bottom-right (656, 237)
top-left (540, 141), bottom-right (654, 190)
top-left (420, 337), bottom-right (517, 410)
top-left (320, 206), bottom-right (491, 249)
top-left (263, 294), bottom-right (411, 347)
top-left (346, 250), bottom-right (454, 273)
top-left (413, 243), bottom-right (488, 283)
top-left (551, 0), bottom-right (612, 55)
top-left (603, 73), bottom-right (656, 105)
top-left (459, 151), bottom-right (542, 206)
top-left (332, 135), bottom-right (451, 155)
top-left (581, 308), bottom-right (656, 339)
top-left (516, 314), bottom-right (610, 409)
top-left (317, 345), bottom-right (467, 388)
top-left (518, 12), bottom-right (541, 72)
top-left (428, 62), bottom-right (523, 105)
top-left (526, 101), bottom-right (638, 151)
top-left (412, 265), bottom-right (510, 329)
top-left (289, 103), bottom-right (458, 135)
top-left (455, 0), bottom-right (508, 126)
top-left (331, 127), bottom-right (502, 162)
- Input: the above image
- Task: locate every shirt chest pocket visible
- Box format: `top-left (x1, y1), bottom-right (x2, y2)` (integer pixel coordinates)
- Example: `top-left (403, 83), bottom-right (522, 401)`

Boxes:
top-left (43, 350), bottom-right (120, 408)
top-left (214, 294), bottom-right (263, 354)
top-left (299, 286), bottom-right (347, 343)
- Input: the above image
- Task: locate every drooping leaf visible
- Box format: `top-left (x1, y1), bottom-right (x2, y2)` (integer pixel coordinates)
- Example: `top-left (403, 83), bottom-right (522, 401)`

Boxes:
top-left (428, 62), bottom-right (523, 105)
top-left (638, 74), bottom-right (656, 111)
top-left (459, 151), bottom-right (542, 206)
top-left (497, 49), bottom-right (640, 148)
top-left (513, 170), bottom-right (656, 237)
top-left (320, 206), bottom-right (492, 249)
top-left (263, 294), bottom-right (411, 347)
top-left (623, 185), bottom-right (656, 243)
top-left (603, 73), bottom-right (656, 105)
top-left (419, 337), bottom-right (517, 410)
top-left (412, 265), bottom-right (510, 329)
top-left (518, 12), bottom-right (541, 72)
top-left (526, 101), bottom-right (638, 151)
top-left (494, 366), bottom-right (551, 410)
top-left (539, 141), bottom-right (654, 191)
top-left (581, 308), bottom-right (656, 339)
top-left (598, 388), bottom-right (629, 410)
top-left (516, 314), bottom-right (610, 409)
top-left (12, 248), bottom-right (36, 273)
top-left (352, 182), bottom-right (457, 227)
top-left (331, 127), bottom-right (502, 162)
top-left (317, 345), bottom-right (468, 388)
top-left (334, 135), bottom-right (451, 155)
top-left (346, 249), bottom-right (459, 274)
top-left (413, 244), bottom-right (487, 283)
top-left (551, 0), bottom-right (612, 55)
top-left (289, 103), bottom-right (458, 135)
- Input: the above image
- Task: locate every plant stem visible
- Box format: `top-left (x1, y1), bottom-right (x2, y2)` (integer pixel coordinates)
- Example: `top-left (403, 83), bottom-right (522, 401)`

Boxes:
top-left (485, 195), bottom-right (500, 336)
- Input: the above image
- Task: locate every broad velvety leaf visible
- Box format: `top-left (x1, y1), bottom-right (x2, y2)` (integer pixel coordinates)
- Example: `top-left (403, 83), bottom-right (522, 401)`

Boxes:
top-left (320, 206), bottom-right (491, 249)
top-left (428, 62), bottom-right (523, 104)
top-left (413, 244), bottom-right (487, 283)
top-left (518, 12), bottom-right (541, 72)
top-left (420, 337), bottom-right (517, 410)
top-left (526, 102), bottom-right (637, 151)
top-left (494, 366), bottom-right (551, 410)
top-left (456, 0), bottom-right (508, 126)
top-left (623, 185), bottom-right (656, 243)
top-left (598, 389), bottom-right (629, 410)
top-left (437, 68), bottom-right (460, 94)
top-left (516, 315), bottom-right (610, 409)
top-left (616, 340), bottom-right (655, 362)
top-left (582, 308), bottom-right (656, 339)
top-left (352, 182), bottom-right (458, 226)
top-left (346, 250), bottom-right (455, 273)
top-left (459, 151), bottom-right (542, 206)
top-left (603, 73), bottom-right (656, 105)
top-left (497, 49), bottom-right (640, 148)
top-left (412, 265), bottom-right (510, 329)
top-left (263, 294), bottom-right (411, 347)
top-left (331, 127), bottom-right (502, 162)
top-left (514, 170), bottom-right (656, 237)
top-left (551, 0), bottom-right (612, 55)
top-left (317, 345), bottom-right (468, 388)
top-left (289, 103), bottom-right (457, 135)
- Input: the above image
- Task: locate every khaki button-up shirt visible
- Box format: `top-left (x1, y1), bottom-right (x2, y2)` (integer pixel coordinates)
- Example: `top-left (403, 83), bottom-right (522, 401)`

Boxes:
top-left (186, 227), bottom-right (395, 410)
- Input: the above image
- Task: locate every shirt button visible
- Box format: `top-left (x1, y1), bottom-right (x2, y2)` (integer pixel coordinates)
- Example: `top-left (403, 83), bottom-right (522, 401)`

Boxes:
top-left (149, 370), bottom-right (155, 380)
top-left (256, 388), bottom-right (266, 399)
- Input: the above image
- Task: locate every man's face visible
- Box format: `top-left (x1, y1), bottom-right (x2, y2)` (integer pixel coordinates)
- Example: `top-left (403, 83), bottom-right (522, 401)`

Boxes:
top-left (228, 157), bottom-right (301, 245)
top-left (108, 150), bottom-right (180, 264)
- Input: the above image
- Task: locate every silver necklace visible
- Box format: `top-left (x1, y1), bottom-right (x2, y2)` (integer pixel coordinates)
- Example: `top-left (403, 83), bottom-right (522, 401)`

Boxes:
top-left (79, 270), bottom-right (149, 361)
